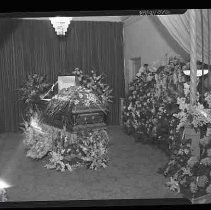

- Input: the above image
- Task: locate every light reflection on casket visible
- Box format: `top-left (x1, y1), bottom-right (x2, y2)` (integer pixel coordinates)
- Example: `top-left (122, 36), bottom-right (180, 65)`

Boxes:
top-left (36, 76), bottom-right (108, 132)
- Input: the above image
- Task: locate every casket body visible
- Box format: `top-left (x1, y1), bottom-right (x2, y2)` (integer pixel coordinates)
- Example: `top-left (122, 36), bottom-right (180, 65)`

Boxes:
top-left (36, 100), bottom-right (108, 131)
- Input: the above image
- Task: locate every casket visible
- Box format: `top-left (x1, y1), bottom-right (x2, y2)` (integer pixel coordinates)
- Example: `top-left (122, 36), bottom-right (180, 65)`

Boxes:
top-left (35, 99), bottom-right (108, 131)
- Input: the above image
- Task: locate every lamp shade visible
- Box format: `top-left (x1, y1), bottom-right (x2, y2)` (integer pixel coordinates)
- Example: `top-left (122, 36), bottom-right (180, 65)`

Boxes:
top-left (183, 69), bottom-right (209, 77)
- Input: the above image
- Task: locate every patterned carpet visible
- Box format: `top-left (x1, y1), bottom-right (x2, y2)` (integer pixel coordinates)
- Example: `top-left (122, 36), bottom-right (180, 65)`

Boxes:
top-left (0, 126), bottom-right (182, 201)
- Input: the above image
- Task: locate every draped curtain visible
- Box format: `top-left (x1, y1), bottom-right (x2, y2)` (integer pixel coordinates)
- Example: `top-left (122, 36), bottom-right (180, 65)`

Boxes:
top-left (157, 9), bottom-right (211, 64)
top-left (0, 19), bottom-right (125, 132)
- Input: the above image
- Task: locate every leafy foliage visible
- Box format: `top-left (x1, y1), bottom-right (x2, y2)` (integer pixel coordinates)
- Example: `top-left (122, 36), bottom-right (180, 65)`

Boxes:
top-left (17, 74), bottom-right (51, 118)
top-left (161, 85), bottom-right (211, 199)
top-left (45, 128), bottom-right (109, 172)
top-left (21, 112), bottom-right (57, 159)
top-left (22, 113), bottom-right (110, 172)
top-left (122, 55), bottom-right (211, 199)
top-left (72, 68), bottom-right (113, 106)
top-left (122, 56), bottom-right (187, 153)
top-left (163, 131), bottom-right (211, 199)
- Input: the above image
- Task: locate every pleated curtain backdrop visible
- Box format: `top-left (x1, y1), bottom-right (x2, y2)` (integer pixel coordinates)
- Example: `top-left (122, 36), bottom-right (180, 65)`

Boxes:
top-left (0, 19), bottom-right (125, 132)
top-left (157, 9), bottom-right (211, 63)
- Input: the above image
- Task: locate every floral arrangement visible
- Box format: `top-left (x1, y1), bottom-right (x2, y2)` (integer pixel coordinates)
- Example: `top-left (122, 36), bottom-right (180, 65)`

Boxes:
top-left (160, 81), bottom-right (211, 200)
top-left (72, 68), bottom-right (113, 106)
top-left (21, 112), bottom-right (57, 159)
top-left (172, 73), bottom-right (211, 132)
top-left (123, 64), bottom-right (157, 137)
top-left (17, 74), bottom-right (51, 118)
top-left (45, 86), bottom-right (106, 117)
top-left (45, 128), bottom-right (109, 172)
top-left (0, 189), bottom-right (7, 202)
top-left (163, 129), bottom-right (211, 199)
top-left (174, 97), bottom-right (211, 132)
top-left (22, 112), bottom-right (110, 172)
top-left (20, 69), bottom-right (111, 172)
top-left (122, 55), bottom-right (187, 153)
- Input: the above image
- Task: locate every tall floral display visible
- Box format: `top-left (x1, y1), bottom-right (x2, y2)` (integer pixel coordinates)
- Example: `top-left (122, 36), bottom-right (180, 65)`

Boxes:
top-left (123, 56), bottom-right (187, 154)
top-left (123, 55), bottom-right (211, 200)
top-left (162, 81), bottom-right (211, 200)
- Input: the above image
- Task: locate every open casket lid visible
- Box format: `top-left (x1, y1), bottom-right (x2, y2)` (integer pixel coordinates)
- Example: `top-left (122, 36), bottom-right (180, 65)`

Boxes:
top-left (58, 76), bottom-right (80, 92)
top-left (41, 76), bottom-right (80, 100)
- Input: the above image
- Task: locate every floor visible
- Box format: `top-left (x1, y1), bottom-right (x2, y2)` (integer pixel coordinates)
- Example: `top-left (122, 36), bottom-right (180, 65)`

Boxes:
top-left (0, 126), bottom-right (182, 201)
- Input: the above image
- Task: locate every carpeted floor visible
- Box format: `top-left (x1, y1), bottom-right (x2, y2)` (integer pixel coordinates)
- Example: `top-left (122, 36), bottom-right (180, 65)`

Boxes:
top-left (0, 126), bottom-right (182, 201)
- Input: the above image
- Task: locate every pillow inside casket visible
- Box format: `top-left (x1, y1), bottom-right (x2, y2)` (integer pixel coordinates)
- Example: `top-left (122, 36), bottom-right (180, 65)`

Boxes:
top-left (39, 86), bottom-right (108, 131)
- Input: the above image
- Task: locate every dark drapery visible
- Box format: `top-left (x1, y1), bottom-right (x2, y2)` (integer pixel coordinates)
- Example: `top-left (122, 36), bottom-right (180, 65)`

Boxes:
top-left (0, 19), bottom-right (125, 132)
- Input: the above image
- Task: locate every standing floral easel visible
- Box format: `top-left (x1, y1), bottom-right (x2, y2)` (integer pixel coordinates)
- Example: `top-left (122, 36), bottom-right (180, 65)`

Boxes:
top-left (163, 9), bottom-right (211, 204)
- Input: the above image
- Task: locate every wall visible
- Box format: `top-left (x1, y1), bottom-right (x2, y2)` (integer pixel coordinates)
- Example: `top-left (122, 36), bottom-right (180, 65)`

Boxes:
top-left (123, 16), bottom-right (189, 91)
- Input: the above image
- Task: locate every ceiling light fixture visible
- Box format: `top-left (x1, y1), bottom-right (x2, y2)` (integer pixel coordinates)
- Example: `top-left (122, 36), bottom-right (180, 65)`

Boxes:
top-left (49, 17), bottom-right (72, 36)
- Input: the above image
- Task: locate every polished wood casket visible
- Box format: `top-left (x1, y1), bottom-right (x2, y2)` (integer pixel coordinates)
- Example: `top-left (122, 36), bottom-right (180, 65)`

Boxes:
top-left (35, 99), bottom-right (108, 132)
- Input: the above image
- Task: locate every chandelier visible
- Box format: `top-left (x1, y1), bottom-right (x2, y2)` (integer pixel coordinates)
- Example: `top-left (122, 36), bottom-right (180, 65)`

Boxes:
top-left (49, 17), bottom-right (72, 36)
